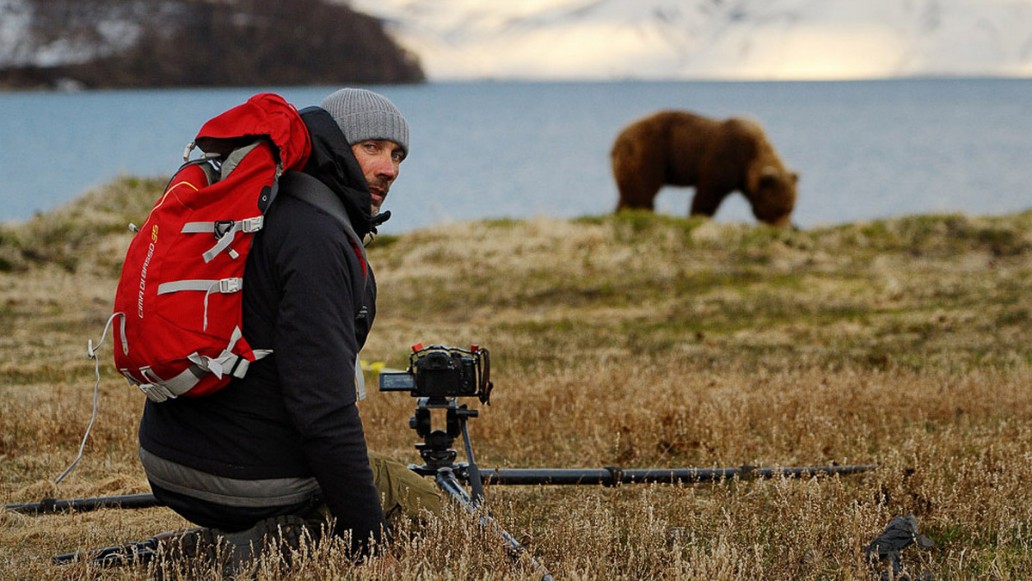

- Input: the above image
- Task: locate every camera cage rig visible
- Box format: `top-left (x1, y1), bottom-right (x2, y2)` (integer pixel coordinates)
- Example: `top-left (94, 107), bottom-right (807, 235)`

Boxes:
top-left (6, 343), bottom-right (876, 579)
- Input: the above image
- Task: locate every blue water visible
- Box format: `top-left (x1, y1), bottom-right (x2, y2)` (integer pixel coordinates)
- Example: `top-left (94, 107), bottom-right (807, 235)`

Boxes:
top-left (1, 79), bottom-right (1030, 232)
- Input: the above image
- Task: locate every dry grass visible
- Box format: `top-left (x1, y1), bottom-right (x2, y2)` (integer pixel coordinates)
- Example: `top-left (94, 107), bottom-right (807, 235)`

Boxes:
top-left (2, 177), bottom-right (1031, 579)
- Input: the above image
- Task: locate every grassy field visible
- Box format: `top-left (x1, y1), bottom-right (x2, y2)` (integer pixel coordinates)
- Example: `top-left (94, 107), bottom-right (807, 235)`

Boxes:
top-left (1, 177), bottom-right (1031, 579)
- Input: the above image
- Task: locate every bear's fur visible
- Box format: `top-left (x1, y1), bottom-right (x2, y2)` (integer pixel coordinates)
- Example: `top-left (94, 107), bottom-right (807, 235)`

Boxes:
top-left (611, 111), bottom-right (799, 227)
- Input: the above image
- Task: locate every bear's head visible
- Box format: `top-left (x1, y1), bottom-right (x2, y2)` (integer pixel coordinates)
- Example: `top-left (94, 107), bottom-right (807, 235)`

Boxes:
top-left (751, 166), bottom-right (799, 228)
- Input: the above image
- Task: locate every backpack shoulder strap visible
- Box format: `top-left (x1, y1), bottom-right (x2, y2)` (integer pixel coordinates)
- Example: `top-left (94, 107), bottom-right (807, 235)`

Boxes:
top-left (278, 172), bottom-right (360, 241)
top-left (277, 171), bottom-right (368, 292)
top-left (278, 171), bottom-right (371, 400)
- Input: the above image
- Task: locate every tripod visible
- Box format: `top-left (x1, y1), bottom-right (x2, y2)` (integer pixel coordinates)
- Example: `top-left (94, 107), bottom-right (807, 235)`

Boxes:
top-left (404, 394), bottom-right (553, 579)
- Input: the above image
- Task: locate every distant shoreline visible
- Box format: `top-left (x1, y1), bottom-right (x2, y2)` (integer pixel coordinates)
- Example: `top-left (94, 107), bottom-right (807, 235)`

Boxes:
top-left (4, 74), bottom-right (1031, 94)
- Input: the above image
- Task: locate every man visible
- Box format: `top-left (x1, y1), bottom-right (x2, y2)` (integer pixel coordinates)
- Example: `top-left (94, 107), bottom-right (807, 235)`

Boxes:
top-left (138, 88), bottom-right (440, 559)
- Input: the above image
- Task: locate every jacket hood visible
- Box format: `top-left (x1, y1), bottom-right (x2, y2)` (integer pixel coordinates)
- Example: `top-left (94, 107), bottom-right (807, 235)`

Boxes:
top-left (299, 106), bottom-right (375, 238)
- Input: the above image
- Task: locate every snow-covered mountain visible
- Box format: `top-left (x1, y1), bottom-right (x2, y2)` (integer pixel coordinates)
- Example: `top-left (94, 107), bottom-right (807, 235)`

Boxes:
top-left (346, 0), bottom-right (1032, 80)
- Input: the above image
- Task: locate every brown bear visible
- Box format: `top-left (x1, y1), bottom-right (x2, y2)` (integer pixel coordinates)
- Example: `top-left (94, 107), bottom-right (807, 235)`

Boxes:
top-left (611, 110), bottom-right (799, 227)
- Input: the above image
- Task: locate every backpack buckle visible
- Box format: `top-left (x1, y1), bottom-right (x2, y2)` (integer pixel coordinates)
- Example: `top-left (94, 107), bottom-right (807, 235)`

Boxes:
top-left (219, 278), bottom-right (243, 294)
top-left (240, 217), bottom-right (264, 233)
top-left (214, 220), bottom-right (235, 239)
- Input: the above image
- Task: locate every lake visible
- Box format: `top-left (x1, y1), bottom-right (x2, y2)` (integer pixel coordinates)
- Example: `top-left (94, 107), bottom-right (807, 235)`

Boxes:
top-left (1, 79), bottom-right (1030, 232)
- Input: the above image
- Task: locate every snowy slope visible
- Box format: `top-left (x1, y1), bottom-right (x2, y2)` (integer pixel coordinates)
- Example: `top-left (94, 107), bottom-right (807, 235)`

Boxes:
top-left (0, 0), bottom-right (141, 68)
top-left (346, 0), bottom-right (1032, 80)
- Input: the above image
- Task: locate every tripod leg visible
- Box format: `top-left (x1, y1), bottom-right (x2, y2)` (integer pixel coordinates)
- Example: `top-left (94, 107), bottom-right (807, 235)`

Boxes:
top-left (434, 468), bottom-right (554, 581)
top-left (460, 420), bottom-right (486, 504)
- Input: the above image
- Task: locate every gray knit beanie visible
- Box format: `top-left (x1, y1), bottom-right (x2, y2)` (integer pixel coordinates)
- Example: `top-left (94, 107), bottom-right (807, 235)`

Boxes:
top-left (320, 88), bottom-right (409, 154)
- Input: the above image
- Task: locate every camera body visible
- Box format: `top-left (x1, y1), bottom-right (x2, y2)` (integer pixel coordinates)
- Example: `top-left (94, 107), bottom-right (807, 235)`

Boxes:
top-left (379, 344), bottom-right (491, 402)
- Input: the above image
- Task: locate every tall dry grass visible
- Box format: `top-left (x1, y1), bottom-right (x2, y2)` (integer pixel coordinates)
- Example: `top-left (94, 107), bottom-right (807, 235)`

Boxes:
top-left (2, 177), bottom-right (1031, 579)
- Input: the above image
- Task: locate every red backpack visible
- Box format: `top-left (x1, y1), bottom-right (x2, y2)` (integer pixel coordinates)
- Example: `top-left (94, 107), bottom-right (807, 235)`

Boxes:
top-left (110, 93), bottom-right (313, 402)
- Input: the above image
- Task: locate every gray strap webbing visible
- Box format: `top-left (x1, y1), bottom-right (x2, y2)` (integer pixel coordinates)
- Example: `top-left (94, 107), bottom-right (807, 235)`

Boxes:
top-left (123, 327), bottom-right (271, 402)
top-left (138, 365), bottom-right (204, 401)
top-left (157, 279), bottom-right (241, 330)
top-left (181, 223), bottom-right (215, 234)
top-left (157, 278), bottom-right (242, 295)
top-left (185, 218), bottom-right (263, 263)
top-left (181, 217), bottom-right (263, 235)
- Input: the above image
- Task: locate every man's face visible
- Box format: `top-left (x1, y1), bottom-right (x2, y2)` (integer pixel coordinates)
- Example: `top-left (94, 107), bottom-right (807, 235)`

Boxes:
top-left (350, 139), bottom-right (405, 214)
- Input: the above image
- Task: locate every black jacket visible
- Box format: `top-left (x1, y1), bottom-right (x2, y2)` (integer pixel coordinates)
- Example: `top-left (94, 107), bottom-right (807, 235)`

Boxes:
top-left (139, 106), bottom-right (386, 548)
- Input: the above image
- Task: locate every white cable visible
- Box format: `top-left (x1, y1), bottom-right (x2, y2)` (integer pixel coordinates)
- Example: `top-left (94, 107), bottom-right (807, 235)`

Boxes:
top-left (54, 313), bottom-right (120, 484)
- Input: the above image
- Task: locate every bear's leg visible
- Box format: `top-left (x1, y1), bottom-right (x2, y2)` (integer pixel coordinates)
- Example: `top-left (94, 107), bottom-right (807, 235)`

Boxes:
top-left (615, 181), bottom-right (660, 211)
top-left (690, 184), bottom-right (729, 217)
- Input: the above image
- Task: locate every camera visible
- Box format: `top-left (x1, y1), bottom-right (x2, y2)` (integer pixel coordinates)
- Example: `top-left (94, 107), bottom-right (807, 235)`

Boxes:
top-left (379, 343), bottom-right (492, 403)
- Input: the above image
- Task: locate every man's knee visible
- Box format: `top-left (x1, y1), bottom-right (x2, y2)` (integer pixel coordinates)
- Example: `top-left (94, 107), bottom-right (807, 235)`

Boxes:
top-left (368, 452), bottom-right (445, 521)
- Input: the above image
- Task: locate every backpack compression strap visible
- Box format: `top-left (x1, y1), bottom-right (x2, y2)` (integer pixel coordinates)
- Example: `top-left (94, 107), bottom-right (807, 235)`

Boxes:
top-left (121, 326), bottom-right (270, 403)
